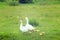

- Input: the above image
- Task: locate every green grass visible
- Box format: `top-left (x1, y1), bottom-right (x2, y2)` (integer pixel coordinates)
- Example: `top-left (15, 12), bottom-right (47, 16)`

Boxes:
top-left (34, 0), bottom-right (60, 4)
top-left (0, 4), bottom-right (60, 40)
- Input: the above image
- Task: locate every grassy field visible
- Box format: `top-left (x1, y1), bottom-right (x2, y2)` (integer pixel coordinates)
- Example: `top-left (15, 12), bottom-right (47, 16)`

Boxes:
top-left (0, 3), bottom-right (60, 40)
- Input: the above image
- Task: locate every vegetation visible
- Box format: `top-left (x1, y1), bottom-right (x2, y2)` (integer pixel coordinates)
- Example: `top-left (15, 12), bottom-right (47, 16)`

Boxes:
top-left (0, 0), bottom-right (60, 40)
top-left (29, 19), bottom-right (39, 27)
top-left (0, 3), bottom-right (60, 40)
top-left (0, 0), bottom-right (5, 2)
top-left (34, 0), bottom-right (60, 4)
top-left (0, 0), bottom-right (60, 5)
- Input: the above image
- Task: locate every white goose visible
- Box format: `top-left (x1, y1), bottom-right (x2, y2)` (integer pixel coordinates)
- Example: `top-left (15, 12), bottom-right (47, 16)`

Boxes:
top-left (25, 17), bottom-right (35, 31)
top-left (20, 20), bottom-right (28, 32)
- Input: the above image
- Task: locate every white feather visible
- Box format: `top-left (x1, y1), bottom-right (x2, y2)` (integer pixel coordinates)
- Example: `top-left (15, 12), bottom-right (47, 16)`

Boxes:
top-left (25, 17), bottom-right (35, 31)
top-left (20, 20), bottom-right (28, 32)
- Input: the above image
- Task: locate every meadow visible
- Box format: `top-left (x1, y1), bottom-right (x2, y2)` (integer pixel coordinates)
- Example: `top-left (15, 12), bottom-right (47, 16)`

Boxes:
top-left (0, 3), bottom-right (60, 40)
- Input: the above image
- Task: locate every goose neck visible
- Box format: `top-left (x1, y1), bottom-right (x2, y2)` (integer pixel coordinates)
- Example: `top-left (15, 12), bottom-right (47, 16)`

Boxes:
top-left (26, 18), bottom-right (29, 25)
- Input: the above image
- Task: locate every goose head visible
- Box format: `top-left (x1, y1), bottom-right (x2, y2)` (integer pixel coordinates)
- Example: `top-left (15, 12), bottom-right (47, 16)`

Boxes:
top-left (25, 17), bottom-right (28, 20)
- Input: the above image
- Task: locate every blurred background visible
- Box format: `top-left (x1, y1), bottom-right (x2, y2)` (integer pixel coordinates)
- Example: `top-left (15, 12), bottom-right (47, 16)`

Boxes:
top-left (0, 0), bottom-right (60, 40)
